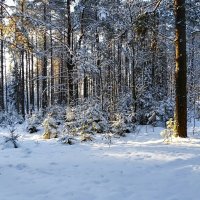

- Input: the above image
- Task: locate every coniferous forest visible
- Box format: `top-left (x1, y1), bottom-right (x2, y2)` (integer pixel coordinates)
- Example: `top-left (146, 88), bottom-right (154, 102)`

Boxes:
top-left (0, 0), bottom-right (199, 135)
top-left (0, 1), bottom-right (200, 199)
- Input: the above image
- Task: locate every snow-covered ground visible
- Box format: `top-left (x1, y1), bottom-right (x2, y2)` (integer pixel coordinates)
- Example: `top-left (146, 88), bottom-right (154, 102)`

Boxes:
top-left (1, 124), bottom-right (200, 200)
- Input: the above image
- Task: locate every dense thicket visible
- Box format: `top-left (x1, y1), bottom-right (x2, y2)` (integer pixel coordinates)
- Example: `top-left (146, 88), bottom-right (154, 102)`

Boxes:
top-left (0, 0), bottom-right (199, 131)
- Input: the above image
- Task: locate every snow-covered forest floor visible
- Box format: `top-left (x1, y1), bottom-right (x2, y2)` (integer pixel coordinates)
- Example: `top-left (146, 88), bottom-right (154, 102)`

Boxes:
top-left (1, 123), bottom-right (200, 200)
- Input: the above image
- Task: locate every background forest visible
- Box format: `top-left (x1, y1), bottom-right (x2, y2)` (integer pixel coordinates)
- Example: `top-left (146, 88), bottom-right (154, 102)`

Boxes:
top-left (0, 0), bottom-right (199, 138)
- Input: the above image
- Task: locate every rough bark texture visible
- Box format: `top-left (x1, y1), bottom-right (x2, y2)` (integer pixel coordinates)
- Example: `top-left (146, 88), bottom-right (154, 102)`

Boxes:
top-left (174, 0), bottom-right (187, 138)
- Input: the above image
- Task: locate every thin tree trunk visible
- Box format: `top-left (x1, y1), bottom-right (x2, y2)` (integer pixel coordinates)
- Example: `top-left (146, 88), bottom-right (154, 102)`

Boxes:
top-left (42, 3), bottom-right (48, 110)
top-left (36, 34), bottom-right (40, 111)
top-left (118, 38), bottom-right (122, 95)
top-left (0, 1), bottom-right (4, 110)
top-left (50, 15), bottom-right (54, 105)
top-left (131, 43), bottom-right (137, 113)
top-left (21, 50), bottom-right (25, 118)
top-left (26, 52), bottom-right (29, 114)
top-left (30, 48), bottom-right (34, 112)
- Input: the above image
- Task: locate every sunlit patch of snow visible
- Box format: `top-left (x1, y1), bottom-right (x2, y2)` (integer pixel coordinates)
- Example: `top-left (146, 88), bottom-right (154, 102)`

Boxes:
top-left (1, 123), bottom-right (200, 200)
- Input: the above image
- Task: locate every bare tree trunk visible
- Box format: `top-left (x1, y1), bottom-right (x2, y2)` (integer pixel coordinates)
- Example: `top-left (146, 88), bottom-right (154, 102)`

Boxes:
top-left (26, 51), bottom-right (29, 114)
top-left (50, 15), bottom-right (54, 105)
top-left (83, 71), bottom-right (88, 98)
top-left (42, 3), bottom-right (48, 110)
top-left (67, 0), bottom-right (74, 106)
top-left (21, 50), bottom-right (25, 118)
top-left (30, 48), bottom-right (34, 112)
top-left (117, 38), bottom-right (122, 95)
top-left (36, 34), bottom-right (40, 111)
top-left (113, 40), bottom-right (116, 111)
top-left (174, 0), bottom-right (187, 137)
top-left (131, 42), bottom-right (137, 113)
top-left (0, 0), bottom-right (4, 110)
top-left (18, 1), bottom-right (25, 117)
top-left (151, 12), bottom-right (159, 87)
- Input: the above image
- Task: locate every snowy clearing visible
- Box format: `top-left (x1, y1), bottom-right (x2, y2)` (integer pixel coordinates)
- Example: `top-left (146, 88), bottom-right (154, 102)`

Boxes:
top-left (1, 125), bottom-right (200, 200)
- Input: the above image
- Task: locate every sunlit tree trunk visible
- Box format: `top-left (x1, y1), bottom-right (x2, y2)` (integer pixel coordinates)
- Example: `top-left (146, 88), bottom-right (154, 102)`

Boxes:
top-left (174, 0), bottom-right (187, 137)
top-left (0, 0), bottom-right (4, 111)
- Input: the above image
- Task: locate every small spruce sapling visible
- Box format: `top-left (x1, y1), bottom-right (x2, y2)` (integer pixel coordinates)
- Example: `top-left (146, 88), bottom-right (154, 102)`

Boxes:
top-left (3, 114), bottom-right (19, 148)
top-left (160, 118), bottom-right (175, 142)
top-left (26, 113), bottom-right (41, 133)
top-left (42, 113), bottom-right (58, 139)
top-left (4, 129), bottom-right (19, 148)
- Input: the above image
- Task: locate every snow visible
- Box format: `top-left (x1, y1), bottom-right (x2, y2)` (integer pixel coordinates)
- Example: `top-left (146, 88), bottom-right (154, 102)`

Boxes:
top-left (1, 125), bottom-right (200, 200)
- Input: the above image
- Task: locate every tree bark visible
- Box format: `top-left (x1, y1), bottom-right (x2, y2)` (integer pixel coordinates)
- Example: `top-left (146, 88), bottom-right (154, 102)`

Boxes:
top-left (66, 0), bottom-right (74, 106)
top-left (0, 0), bottom-right (4, 110)
top-left (174, 0), bottom-right (187, 137)
top-left (20, 1), bottom-right (25, 118)
top-left (42, 3), bottom-right (48, 110)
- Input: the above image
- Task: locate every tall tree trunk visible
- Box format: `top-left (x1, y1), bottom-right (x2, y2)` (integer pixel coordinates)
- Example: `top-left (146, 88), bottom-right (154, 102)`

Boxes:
top-left (117, 38), bottom-right (122, 95)
top-left (151, 12), bottom-right (159, 88)
top-left (42, 3), bottom-right (48, 110)
top-left (112, 40), bottom-right (116, 111)
top-left (0, 0), bottom-right (4, 110)
top-left (67, 0), bottom-right (74, 105)
top-left (131, 42), bottom-right (137, 113)
top-left (21, 50), bottom-right (25, 118)
top-left (30, 47), bottom-right (34, 112)
top-left (174, 0), bottom-right (187, 137)
top-left (19, 0), bottom-right (25, 118)
top-left (26, 51), bottom-right (29, 114)
top-left (36, 35), bottom-right (40, 111)
top-left (50, 14), bottom-right (54, 105)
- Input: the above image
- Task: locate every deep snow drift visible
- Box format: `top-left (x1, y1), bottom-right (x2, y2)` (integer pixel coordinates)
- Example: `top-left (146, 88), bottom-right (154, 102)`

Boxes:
top-left (1, 124), bottom-right (200, 200)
